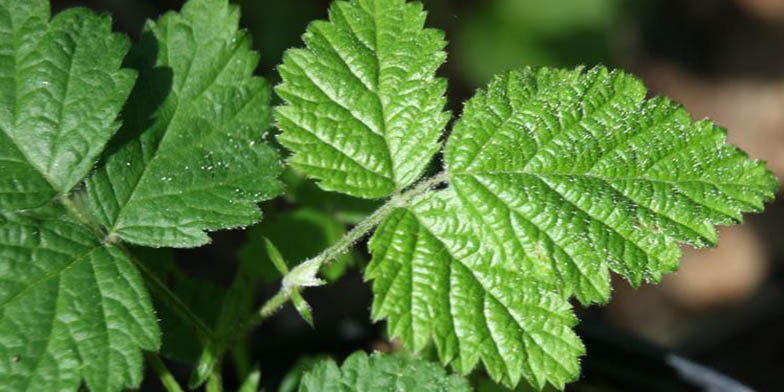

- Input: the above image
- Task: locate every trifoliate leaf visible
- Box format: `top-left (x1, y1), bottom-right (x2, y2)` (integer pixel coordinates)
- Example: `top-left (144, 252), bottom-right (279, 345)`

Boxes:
top-left (298, 351), bottom-right (471, 392)
top-left (276, 0), bottom-right (449, 198)
top-left (0, 213), bottom-right (159, 392)
top-left (84, 0), bottom-right (282, 247)
top-left (367, 66), bottom-right (777, 390)
top-left (0, 0), bottom-right (135, 211)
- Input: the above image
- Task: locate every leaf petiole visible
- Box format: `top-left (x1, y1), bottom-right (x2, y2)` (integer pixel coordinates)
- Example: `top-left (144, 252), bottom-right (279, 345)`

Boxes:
top-left (246, 172), bottom-right (450, 327)
top-left (146, 353), bottom-right (184, 392)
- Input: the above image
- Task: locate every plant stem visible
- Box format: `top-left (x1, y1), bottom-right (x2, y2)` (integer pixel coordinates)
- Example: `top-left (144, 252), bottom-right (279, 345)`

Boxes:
top-left (247, 172), bottom-right (449, 327)
top-left (146, 353), bottom-right (184, 392)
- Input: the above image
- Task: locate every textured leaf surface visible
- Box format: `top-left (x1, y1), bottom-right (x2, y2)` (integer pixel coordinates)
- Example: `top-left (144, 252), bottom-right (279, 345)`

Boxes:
top-left (368, 203), bottom-right (584, 389)
top-left (445, 66), bottom-right (777, 303)
top-left (0, 0), bottom-right (135, 211)
top-left (0, 0), bottom-right (285, 390)
top-left (85, 0), bottom-right (282, 247)
top-left (367, 66), bottom-right (776, 390)
top-left (0, 213), bottom-right (159, 391)
top-left (276, 0), bottom-right (449, 198)
top-left (299, 351), bottom-right (471, 392)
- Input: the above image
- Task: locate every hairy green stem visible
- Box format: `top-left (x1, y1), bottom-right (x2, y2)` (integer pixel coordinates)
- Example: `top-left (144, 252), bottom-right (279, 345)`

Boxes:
top-left (248, 172), bottom-right (449, 327)
top-left (146, 353), bottom-right (184, 392)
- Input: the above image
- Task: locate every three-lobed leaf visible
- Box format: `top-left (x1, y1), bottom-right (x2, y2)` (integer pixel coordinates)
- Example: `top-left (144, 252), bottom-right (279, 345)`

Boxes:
top-left (276, 0), bottom-right (449, 198)
top-left (277, 0), bottom-right (777, 389)
top-left (299, 351), bottom-right (471, 392)
top-left (0, 0), bottom-right (284, 390)
top-left (368, 66), bottom-right (777, 389)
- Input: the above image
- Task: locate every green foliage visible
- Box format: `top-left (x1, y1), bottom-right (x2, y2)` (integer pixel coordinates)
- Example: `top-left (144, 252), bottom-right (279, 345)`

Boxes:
top-left (444, 67), bottom-right (775, 301)
top-left (1, 0), bottom-right (778, 391)
top-left (368, 66), bottom-right (776, 389)
top-left (277, 0), bottom-right (777, 389)
top-left (0, 0), bottom-right (281, 390)
top-left (83, 0), bottom-right (282, 247)
top-left (298, 351), bottom-right (472, 392)
top-left (238, 368), bottom-right (262, 392)
top-left (275, 0), bottom-right (449, 198)
top-left (368, 207), bottom-right (584, 389)
top-left (0, 1), bottom-right (135, 211)
top-left (0, 213), bottom-right (159, 391)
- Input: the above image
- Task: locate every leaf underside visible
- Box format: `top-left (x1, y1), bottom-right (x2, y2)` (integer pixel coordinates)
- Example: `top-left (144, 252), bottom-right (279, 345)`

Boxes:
top-left (276, 0), bottom-right (449, 198)
top-left (299, 351), bottom-right (472, 392)
top-left (367, 66), bottom-right (777, 389)
top-left (0, 0), bottom-right (283, 390)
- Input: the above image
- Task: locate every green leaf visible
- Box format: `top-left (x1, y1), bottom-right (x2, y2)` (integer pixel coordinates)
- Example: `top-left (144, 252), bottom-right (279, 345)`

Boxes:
top-left (275, 0), bottom-right (449, 198)
top-left (445, 66), bottom-right (777, 302)
top-left (291, 290), bottom-right (315, 328)
top-left (367, 66), bottom-right (777, 389)
top-left (263, 236), bottom-right (290, 274)
top-left (238, 367), bottom-right (261, 392)
top-left (367, 206), bottom-right (584, 389)
top-left (0, 213), bottom-right (159, 391)
top-left (279, 356), bottom-right (326, 392)
top-left (0, 0), bottom-right (135, 211)
top-left (84, 0), bottom-right (282, 247)
top-left (1, 0), bottom-right (287, 390)
top-left (298, 351), bottom-right (471, 392)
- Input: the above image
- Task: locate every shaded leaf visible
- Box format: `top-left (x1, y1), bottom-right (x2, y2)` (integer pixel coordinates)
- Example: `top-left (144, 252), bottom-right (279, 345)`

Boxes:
top-left (84, 0), bottom-right (282, 247)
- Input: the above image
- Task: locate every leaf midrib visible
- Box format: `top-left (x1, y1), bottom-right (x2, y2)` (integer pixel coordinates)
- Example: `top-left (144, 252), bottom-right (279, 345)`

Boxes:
top-left (1, 13), bottom-right (59, 199)
top-left (409, 211), bottom-right (578, 384)
top-left (0, 245), bottom-right (102, 310)
top-left (108, 19), bottom-right (247, 235)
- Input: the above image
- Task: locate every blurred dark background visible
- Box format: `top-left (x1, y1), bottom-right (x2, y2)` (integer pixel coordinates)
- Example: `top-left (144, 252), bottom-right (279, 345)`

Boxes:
top-left (51, 0), bottom-right (784, 390)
